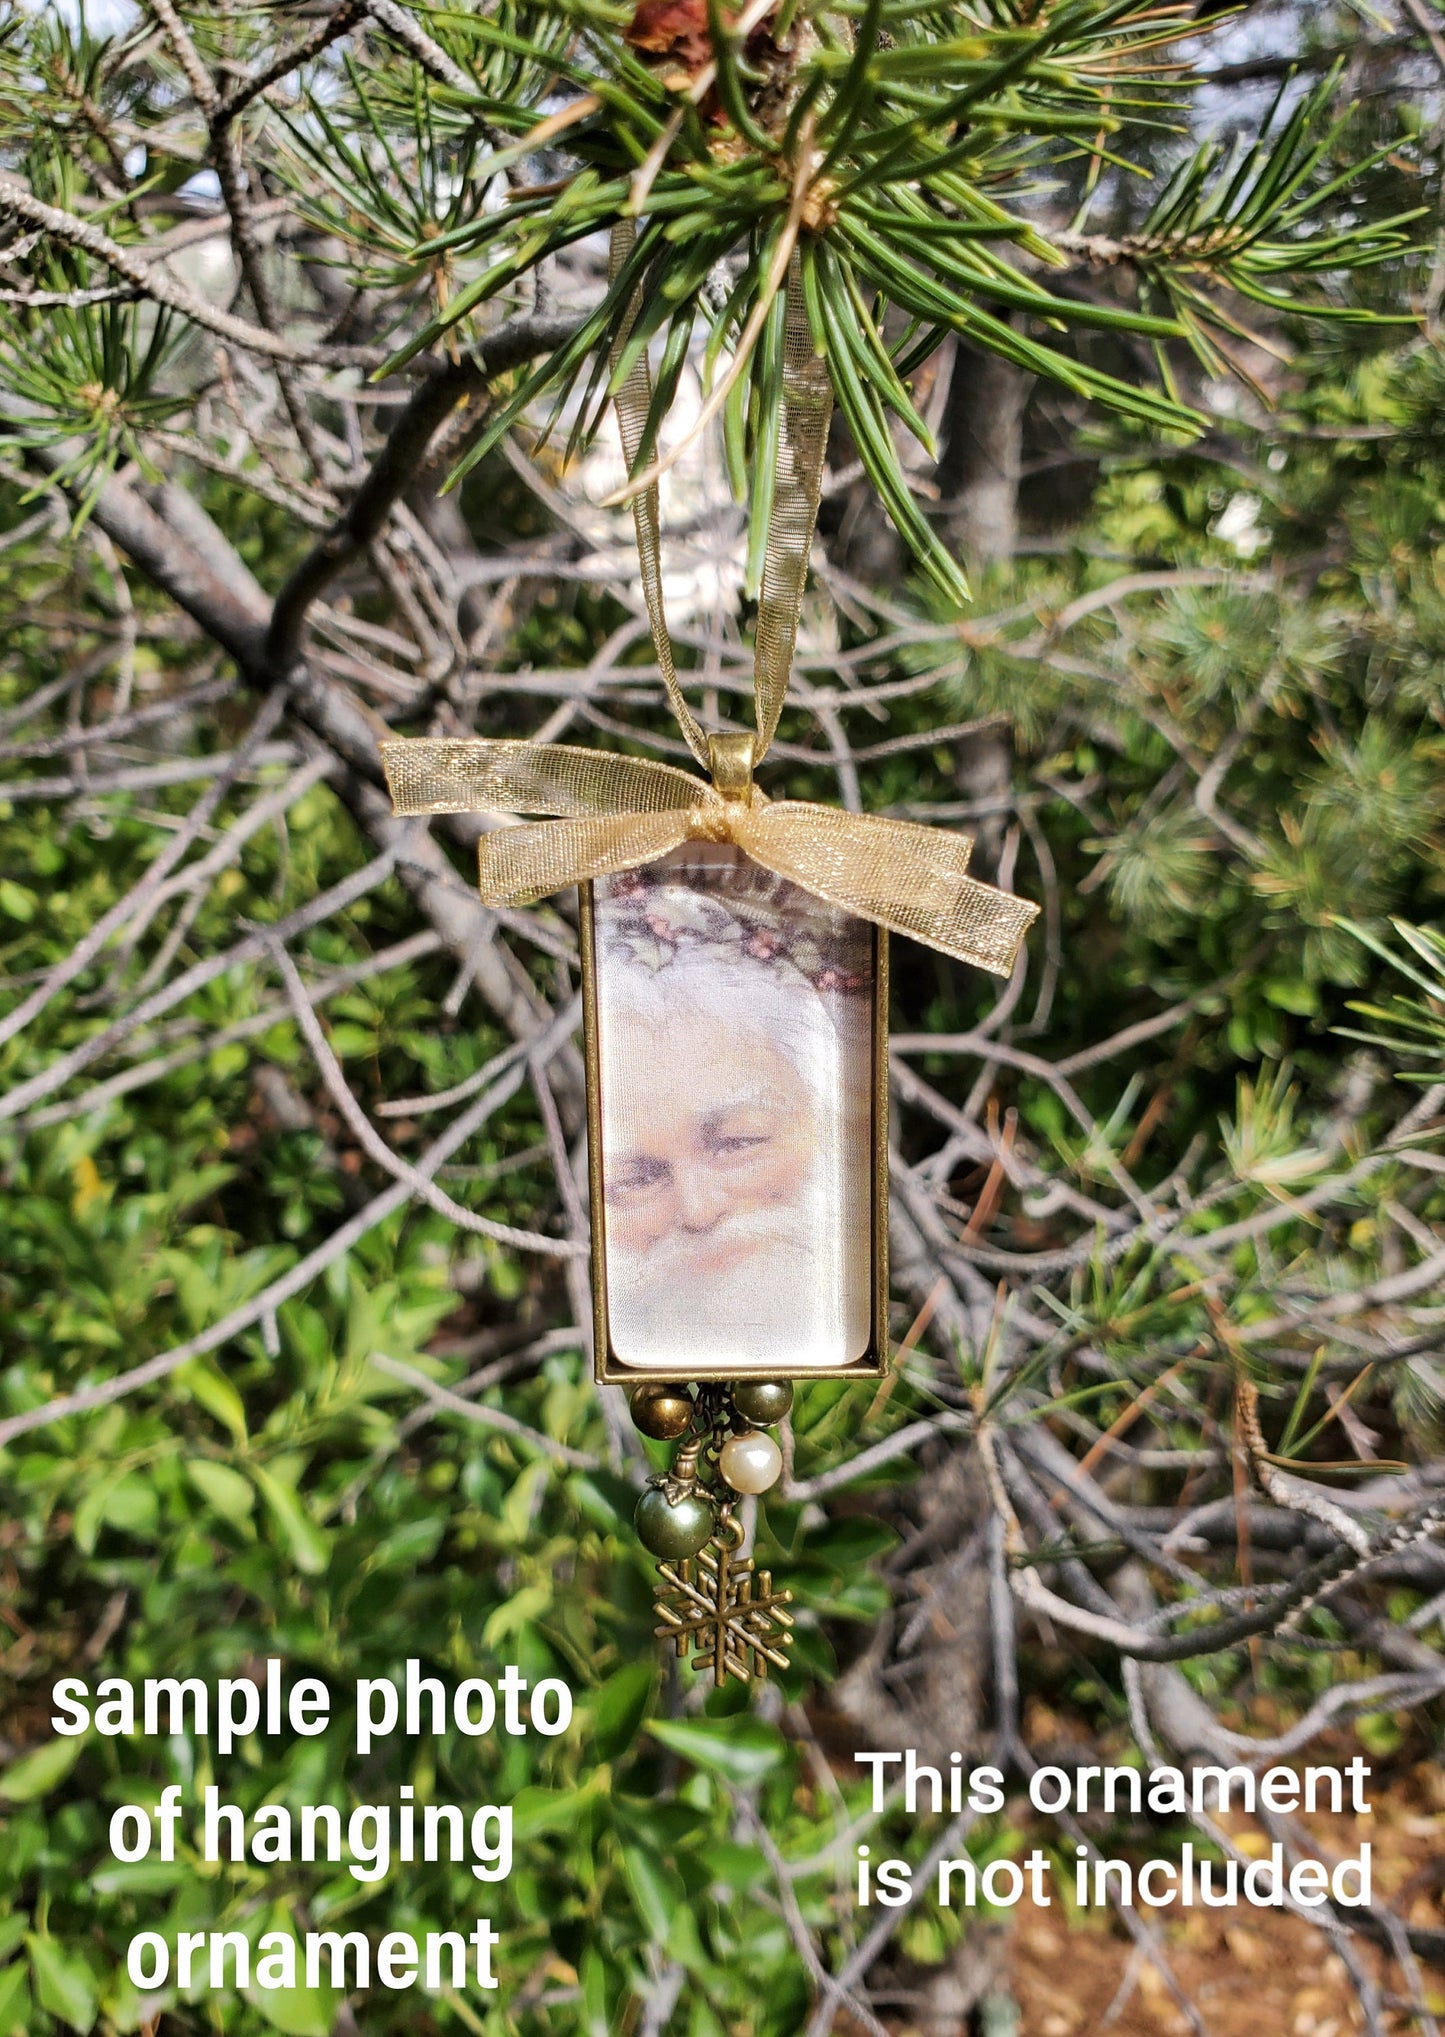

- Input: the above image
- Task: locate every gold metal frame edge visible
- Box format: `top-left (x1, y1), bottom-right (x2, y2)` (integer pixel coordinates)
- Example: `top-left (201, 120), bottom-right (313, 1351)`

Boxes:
top-left (580, 879), bottom-right (890, 1388)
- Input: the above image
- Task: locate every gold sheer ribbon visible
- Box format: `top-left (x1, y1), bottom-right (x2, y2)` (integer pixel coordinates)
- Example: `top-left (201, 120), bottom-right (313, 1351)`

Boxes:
top-left (381, 234), bottom-right (1037, 977)
top-left (607, 222), bottom-right (833, 767)
top-left (381, 736), bottom-right (1037, 976)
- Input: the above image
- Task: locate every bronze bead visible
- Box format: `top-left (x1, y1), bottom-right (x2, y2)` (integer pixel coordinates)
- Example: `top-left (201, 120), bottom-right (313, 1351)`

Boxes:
top-left (629, 1382), bottom-right (695, 1441)
top-left (730, 1379), bottom-right (793, 1426)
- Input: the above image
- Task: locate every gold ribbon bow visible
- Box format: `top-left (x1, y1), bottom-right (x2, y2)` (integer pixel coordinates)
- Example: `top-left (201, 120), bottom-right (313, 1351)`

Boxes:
top-left (380, 732), bottom-right (1036, 977)
top-left (382, 230), bottom-right (1037, 977)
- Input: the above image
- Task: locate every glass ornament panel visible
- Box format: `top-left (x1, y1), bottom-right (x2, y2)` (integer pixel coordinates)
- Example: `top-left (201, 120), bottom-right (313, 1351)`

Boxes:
top-left (586, 841), bottom-right (882, 1378)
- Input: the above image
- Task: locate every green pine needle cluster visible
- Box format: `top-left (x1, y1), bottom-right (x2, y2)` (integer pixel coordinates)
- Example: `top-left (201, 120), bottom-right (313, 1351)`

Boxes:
top-left (309, 1), bottom-right (1413, 601)
top-left (0, 3), bottom-right (1420, 590)
top-left (1337, 918), bottom-right (1445, 1080)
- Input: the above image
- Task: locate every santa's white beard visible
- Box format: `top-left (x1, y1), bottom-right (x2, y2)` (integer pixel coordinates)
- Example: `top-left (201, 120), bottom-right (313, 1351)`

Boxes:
top-left (607, 1192), bottom-right (868, 1369)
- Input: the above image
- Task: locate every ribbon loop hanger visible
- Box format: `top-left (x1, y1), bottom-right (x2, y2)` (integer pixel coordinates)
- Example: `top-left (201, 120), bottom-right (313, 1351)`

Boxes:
top-left (608, 221), bottom-right (832, 781)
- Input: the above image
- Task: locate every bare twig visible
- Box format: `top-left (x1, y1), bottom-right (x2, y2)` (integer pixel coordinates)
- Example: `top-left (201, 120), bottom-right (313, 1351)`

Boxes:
top-left (260, 929), bottom-right (583, 1258)
top-left (0, 176), bottom-right (380, 369)
top-left (369, 1355), bottom-right (599, 1469)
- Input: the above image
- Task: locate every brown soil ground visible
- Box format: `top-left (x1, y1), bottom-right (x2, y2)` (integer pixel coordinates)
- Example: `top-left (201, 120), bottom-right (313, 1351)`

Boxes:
top-left (1006, 1761), bottom-right (1445, 2037)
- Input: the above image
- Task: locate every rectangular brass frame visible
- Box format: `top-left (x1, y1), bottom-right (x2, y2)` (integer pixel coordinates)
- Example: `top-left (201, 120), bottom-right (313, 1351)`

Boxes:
top-left (580, 880), bottom-right (890, 1386)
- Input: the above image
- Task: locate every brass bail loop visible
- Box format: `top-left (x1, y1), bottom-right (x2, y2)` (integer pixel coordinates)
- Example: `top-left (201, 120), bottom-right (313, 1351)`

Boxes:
top-left (708, 730), bottom-right (755, 805)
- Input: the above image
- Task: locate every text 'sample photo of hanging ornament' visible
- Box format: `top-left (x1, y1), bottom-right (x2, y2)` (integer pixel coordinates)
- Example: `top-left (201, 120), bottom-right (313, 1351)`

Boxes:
top-left (380, 244), bottom-right (1038, 1687)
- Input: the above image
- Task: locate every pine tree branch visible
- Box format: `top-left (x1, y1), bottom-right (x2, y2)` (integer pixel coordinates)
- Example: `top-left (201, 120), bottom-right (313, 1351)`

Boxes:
top-left (10, 301), bottom-right (590, 1091)
top-left (211, 122), bottom-right (336, 475)
top-left (369, 1355), bottom-right (600, 1467)
top-left (259, 927), bottom-right (584, 1259)
top-left (1401, 0), bottom-right (1445, 79)
top-left (0, 176), bottom-right (382, 369)
top-left (1201, 37), bottom-right (1412, 86)
top-left (0, 837), bottom-right (397, 1122)
top-left (363, 0), bottom-right (475, 94)
top-left (214, 1), bottom-right (371, 124)
top-left (0, 1049), bottom-right (549, 1449)
top-left (145, 0), bottom-right (219, 115)
top-left (25, 441), bottom-right (271, 666)
top-left (0, 284), bottom-right (140, 308)
top-left (267, 313), bottom-right (580, 675)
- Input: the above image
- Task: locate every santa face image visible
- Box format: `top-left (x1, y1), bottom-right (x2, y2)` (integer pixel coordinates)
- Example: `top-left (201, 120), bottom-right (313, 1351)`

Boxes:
top-left (593, 843), bottom-right (873, 1371)
top-left (604, 1018), bottom-right (812, 1274)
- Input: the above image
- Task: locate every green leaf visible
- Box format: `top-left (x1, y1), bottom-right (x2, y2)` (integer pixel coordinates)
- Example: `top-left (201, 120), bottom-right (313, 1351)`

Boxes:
top-left (71, 1474), bottom-right (117, 1556)
top-left (482, 1582), bottom-right (551, 1647)
top-left (0, 1962), bottom-right (32, 2037)
top-left (26, 1938), bottom-right (95, 2034)
top-left (252, 1465), bottom-right (332, 1576)
top-left (807, 1574), bottom-right (891, 1621)
top-left (186, 1459), bottom-right (257, 1526)
top-left (698, 1839), bottom-right (768, 1890)
top-left (241, 1905), bottom-right (335, 2034)
top-left (648, 1716), bottom-right (786, 1785)
top-left (620, 1840), bottom-right (679, 1941)
top-left (0, 880), bottom-right (36, 921)
top-left (249, 1967), bottom-right (334, 2035)
top-left (580, 1944), bottom-right (611, 2037)
top-left (176, 1356), bottom-right (248, 1444)
top-left (567, 1472), bottom-right (634, 1534)
top-left (89, 1859), bottom-right (186, 1895)
top-left (0, 1736), bottom-right (84, 1804)
top-left (590, 1661), bottom-right (654, 1764)
top-left (809, 1518), bottom-right (900, 1567)
top-left (1263, 978), bottom-right (1320, 1016)
top-left (1355, 1710), bottom-right (1406, 1758)
top-left (325, 1021), bottom-right (376, 1058)
top-left (510, 1784), bottom-right (595, 1840)
top-left (367, 1517), bottom-right (443, 1570)
top-left (101, 1472), bottom-right (160, 1540)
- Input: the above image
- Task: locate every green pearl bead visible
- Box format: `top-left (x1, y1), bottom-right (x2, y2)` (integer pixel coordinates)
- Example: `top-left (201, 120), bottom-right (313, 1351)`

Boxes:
top-left (730, 1379), bottom-right (793, 1426)
top-left (635, 1486), bottom-right (714, 1560)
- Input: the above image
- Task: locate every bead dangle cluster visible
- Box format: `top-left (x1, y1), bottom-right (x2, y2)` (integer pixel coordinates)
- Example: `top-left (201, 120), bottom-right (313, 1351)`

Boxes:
top-left (629, 1380), bottom-right (795, 1684)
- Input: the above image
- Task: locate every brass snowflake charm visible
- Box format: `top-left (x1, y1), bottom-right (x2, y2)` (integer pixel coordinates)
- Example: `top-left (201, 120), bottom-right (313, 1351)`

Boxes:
top-left (653, 1514), bottom-right (795, 1686)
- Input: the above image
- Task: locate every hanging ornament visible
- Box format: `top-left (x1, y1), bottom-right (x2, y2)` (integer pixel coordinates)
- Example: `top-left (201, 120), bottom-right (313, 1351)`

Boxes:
top-left (381, 232), bottom-right (1037, 1686)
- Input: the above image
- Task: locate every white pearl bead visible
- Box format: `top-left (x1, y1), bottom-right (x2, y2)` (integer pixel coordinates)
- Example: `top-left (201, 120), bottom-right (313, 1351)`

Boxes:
top-left (719, 1430), bottom-right (782, 1495)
